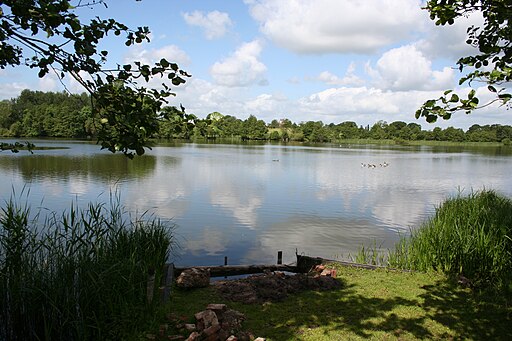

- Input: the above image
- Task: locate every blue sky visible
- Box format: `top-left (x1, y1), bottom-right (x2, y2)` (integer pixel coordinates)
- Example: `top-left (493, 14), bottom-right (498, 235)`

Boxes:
top-left (1, 0), bottom-right (509, 130)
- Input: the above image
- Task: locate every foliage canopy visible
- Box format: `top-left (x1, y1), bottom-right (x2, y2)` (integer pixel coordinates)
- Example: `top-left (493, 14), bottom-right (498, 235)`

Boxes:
top-left (417, 0), bottom-right (512, 123)
top-left (0, 0), bottom-right (190, 157)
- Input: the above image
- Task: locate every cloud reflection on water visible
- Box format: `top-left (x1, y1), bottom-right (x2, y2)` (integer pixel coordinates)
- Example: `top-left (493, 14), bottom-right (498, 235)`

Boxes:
top-left (1, 142), bottom-right (512, 266)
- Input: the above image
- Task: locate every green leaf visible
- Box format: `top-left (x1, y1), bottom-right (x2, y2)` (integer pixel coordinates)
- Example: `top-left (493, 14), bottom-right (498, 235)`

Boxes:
top-left (426, 115), bottom-right (437, 123)
top-left (160, 58), bottom-right (169, 68)
top-left (425, 99), bottom-right (436, 107)
top-left (498, 93), bottom-right (512, 102)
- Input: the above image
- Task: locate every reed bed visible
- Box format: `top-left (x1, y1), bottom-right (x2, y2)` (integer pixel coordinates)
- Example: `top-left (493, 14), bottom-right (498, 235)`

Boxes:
top-left (389, 189), bottom-right (512, 290)
top-left (0, 193), bottom-right (175, 340)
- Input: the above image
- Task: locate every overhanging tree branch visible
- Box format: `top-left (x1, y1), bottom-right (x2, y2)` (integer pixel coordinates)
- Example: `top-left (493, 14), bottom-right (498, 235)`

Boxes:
top-left (417, 0), bottom-right (512, 123)
top-left (0, 0), bottom-right (191, 157)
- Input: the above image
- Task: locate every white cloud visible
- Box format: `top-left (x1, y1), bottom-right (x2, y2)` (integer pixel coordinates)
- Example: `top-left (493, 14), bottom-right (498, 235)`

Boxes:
top-left (417, 11), bottom-right (483, 60)
top-left (296, 86), bottom-right (440, 125)
top-left (163, 73), bottom-right (511, 130)
top-left (314, 62), bottom-right (364, 86)
top-left (124, 44), bottom-right (191, 67)
top-left (173, 78), bottom-right (246, 115)
top-left (244, 93), bottom-right (289, 120)
top-left (185, 228), bottom-right (228, 256)
top-left (287, 76), bottom-right (301, 84)
top-left (182, 10), bottom-right (233, 40)
top-left (38, 74), bottom-right (59, 92)
top-left (368, 45), bottom-right (455, 91)
top-left (0, 82), bottom-right (28, 100)
top-left (246, 0), bottom-right (426, 54)
top-left (210, 40), bottom-right (267, 87)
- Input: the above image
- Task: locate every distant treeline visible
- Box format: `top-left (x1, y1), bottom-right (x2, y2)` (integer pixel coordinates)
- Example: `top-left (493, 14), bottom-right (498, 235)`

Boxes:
top-left (1, 89), bottom-right (512, 144)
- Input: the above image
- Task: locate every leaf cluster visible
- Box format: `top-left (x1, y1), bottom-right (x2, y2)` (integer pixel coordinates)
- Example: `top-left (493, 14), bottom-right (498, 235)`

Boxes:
top-left (417, 0), bottom-right (512, 122)
top-left (0, 0), bottom-right (190, 157)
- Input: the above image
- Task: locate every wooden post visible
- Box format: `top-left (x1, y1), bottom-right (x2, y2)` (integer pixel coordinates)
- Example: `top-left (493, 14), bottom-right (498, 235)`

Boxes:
top-left (146, 268), bottom-right (155, 304)
top-left (162, 263), bottom-right (174, 303)
top-left (224, 256), bottom-right (228, 279)
top-left (277, 251), bottom-right (283, 265)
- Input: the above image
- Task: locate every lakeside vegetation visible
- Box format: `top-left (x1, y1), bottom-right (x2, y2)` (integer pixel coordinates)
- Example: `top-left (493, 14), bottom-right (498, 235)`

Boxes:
top-left (159, 190), bottom-right (512, 340)
top-left (164, 266), bottom-right (511, 340)
top-left (0, 192), bottom-right (174, 340)
top-left (1, 90), bottom-right (512, 146)
top-left (389, 190), bottom-right (512, 291)
top-left (1, 187), bottom-right (511, 339)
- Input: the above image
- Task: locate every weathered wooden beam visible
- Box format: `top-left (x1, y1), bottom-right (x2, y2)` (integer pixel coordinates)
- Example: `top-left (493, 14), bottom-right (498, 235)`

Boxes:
top-left (296, 254), bottom-right (388, 271)
top-left (173, 264), bottom-right (299, 277)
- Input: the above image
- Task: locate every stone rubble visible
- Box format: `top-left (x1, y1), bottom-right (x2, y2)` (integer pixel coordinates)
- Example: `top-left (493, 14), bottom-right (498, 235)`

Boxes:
top-left (176, 268), bottom-right (211, 289)
top-left (213, 269), bottom-right (343, 304)
top-left (166, 303), bottom-right (265, 341)
top-left (166, 266), bottom-right (341, 340)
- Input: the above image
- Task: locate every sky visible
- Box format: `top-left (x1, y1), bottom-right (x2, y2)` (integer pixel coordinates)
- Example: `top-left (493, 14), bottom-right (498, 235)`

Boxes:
top-left (1, 0), bottom-right (510, 130)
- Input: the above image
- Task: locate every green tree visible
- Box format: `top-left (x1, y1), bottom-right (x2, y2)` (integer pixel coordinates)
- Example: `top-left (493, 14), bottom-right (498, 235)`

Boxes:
top-left (241, 115), bottom-right (267, 140)
top-left (370, 121), bottom-right (388, 139)
top-left (279, 118), bottom-right (293, 129)
top-left (299, 121), bottom-right (328, 142)
top-left (336, 121), bottom-right (360, 139)
top-left (405, 123), bottom-right (422, 140)
top-left (0, 100), bottom-right (13, 133)
top-left (158, 106), bottom-right (196, 139)
top-left (417, 1), bottom-right (512, 123)
top-left (269, 119), bottom-right (280, 129)
top-left (442, 126), bottom-right (466, 142)
top-left (466, 124), bottom-right (498, 142)
top-left (495, 124), bottom-right (512, 142)
top-left (0, 0), bottom-right (189, 157)
top-left (386, 121), bottom-right (407, 139)
top-left (217, 115), bottom-right (243, 138)
top-left (268, 130), bottom-right (280, 140)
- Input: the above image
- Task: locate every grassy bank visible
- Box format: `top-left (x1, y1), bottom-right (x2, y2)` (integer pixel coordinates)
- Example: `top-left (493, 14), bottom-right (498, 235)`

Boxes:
top-left (164, 266), bottom-right (511, 340)
top-left (0, 194), bottom-right (175, 340)
top-left (157, 189), bottom-right (512, 340)
top-left (389, 190), bottom-right (512, 290)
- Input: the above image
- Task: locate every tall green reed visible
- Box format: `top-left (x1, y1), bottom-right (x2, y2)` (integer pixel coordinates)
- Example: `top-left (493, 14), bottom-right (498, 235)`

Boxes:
top-left (351, 241), bottom-right (388, 266)
top-left (0, 192), bottom-right (176, 340)
top-left (389, 189), bottom-right (512, 290)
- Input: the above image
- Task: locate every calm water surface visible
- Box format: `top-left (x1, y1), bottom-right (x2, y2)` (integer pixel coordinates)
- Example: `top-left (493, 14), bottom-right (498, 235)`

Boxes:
top-left (1, 140), bottom-right (511, 266)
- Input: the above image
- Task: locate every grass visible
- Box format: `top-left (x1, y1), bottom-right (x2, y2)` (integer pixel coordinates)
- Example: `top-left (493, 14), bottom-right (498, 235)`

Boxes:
top-left (2, 186), bottom-right (511, 339)
top-left (156, 189), bottom-right (512, 340)
top-left (0, 191), bottom-right (175, 341)
top-left (389, 189), bottom-right (512, 290)
top-left (163, 266), bottom-right (512, 340)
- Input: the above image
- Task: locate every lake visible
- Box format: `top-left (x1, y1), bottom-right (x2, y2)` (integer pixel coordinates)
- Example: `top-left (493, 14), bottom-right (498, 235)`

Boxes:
top-left (1, 139), bottom-right (511, 266)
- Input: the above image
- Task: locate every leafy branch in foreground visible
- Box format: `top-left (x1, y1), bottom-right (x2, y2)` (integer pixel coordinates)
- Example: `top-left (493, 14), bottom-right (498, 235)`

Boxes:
top-left (417, 0), bottom-right (512, 123)
top-left (0, 0), bottom-right (191, 157)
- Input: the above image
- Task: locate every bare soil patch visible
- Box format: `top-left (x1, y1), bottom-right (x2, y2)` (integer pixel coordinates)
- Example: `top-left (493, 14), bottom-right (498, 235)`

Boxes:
top-left (212, 271), bottom-right (344, 304)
